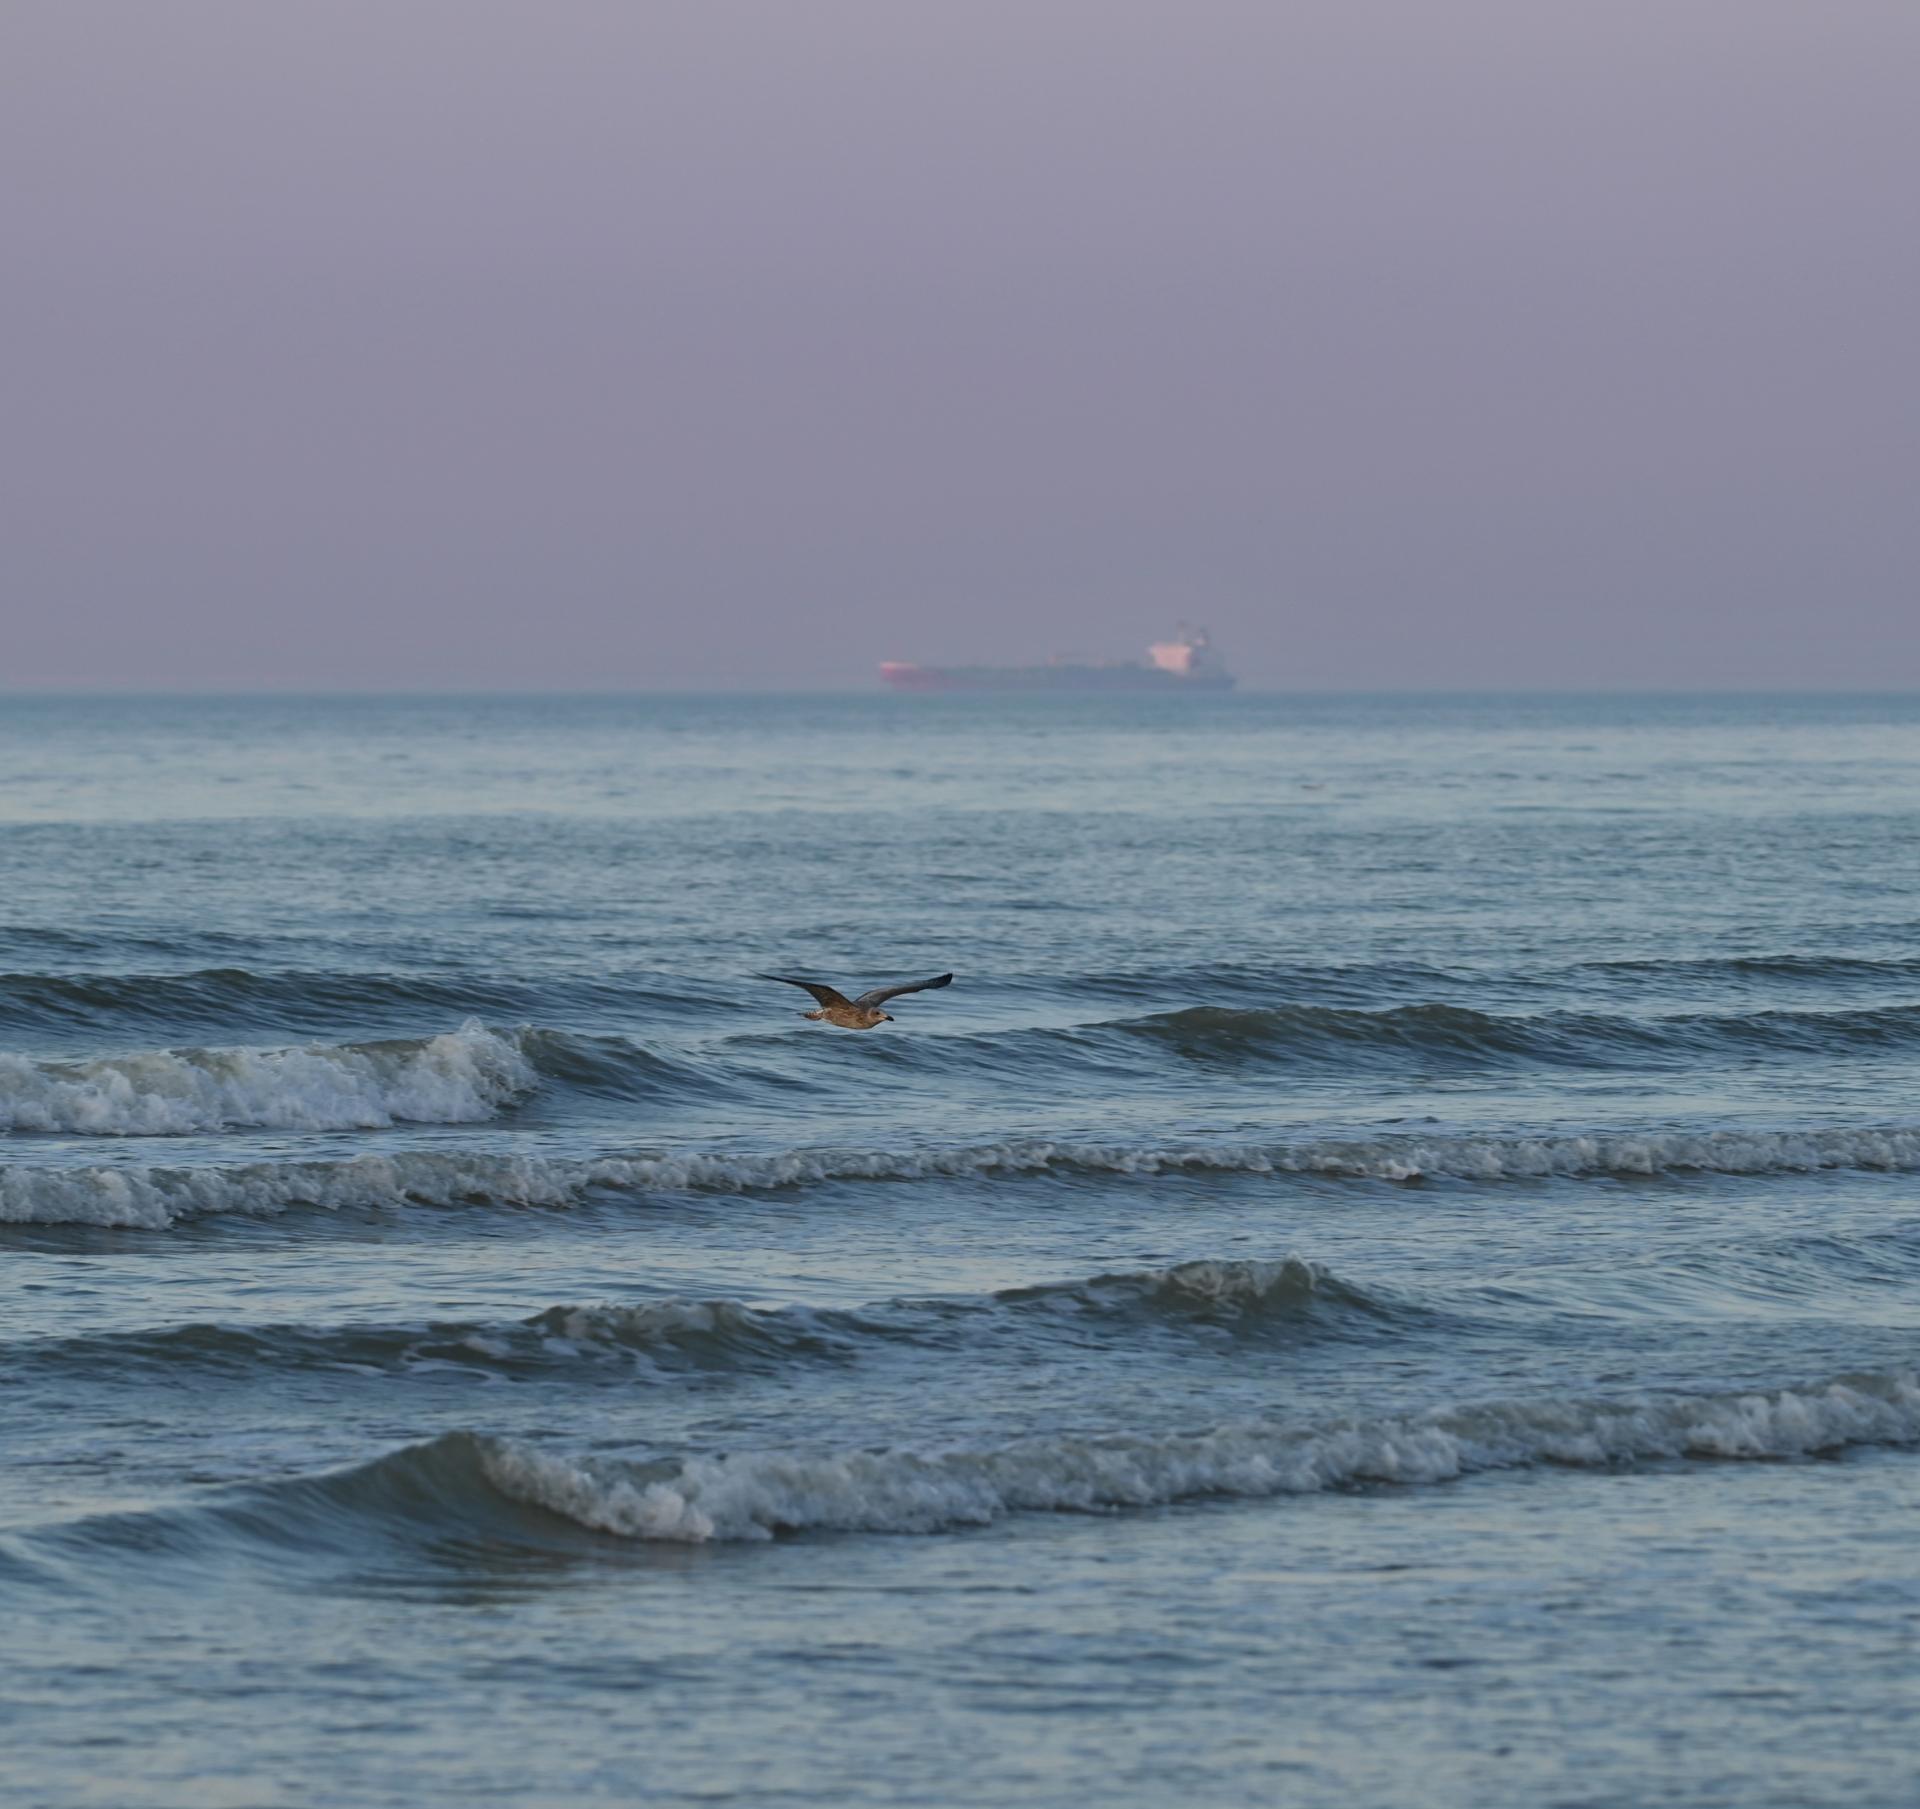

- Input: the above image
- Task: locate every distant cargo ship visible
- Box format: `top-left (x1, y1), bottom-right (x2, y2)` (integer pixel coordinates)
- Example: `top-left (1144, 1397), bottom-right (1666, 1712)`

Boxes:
top-left (881, 626), bottom-right (1234, 693)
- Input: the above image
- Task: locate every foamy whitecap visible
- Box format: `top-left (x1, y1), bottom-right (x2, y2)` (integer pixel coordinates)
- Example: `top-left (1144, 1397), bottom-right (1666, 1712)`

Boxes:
top-left (478, 1368), bottom-right (1920, 1542)
top-left (0, 1149), bottom-right (582, 1229)
top-left (7, 1122), bottom-right (1920, 1228)
top-left (0, 1019), bottom-right (534, 1138)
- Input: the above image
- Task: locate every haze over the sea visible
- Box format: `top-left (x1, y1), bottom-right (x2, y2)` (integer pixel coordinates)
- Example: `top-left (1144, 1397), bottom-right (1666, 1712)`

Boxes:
top-left (4, 0), bottom-right (1917, 690)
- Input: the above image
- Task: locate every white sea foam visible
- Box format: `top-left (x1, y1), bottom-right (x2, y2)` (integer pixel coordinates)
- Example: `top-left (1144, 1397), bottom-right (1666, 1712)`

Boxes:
top-left (8, 1122), bottom-right (1920, 1227)
top-left (477, 1369), bottom-right (1920, 1542)
top-left (1290, 1125), bottom-right (1920, 1182)
top-left (577, 1123), bottom-right (1920, 1187)
top-left (0, 1149), bottom-right (583, 1229)
top-left (0, 1020), bottom-right (534, 1137)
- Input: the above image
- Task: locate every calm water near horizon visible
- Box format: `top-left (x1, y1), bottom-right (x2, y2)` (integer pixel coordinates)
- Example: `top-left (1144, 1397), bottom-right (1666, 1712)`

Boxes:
top-left (3, 691), bottom-right (1919, 1807)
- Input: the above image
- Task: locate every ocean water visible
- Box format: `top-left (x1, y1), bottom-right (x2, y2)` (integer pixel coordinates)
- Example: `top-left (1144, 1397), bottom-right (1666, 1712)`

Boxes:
top-left (3, 690), bottom-right (1918, 1808)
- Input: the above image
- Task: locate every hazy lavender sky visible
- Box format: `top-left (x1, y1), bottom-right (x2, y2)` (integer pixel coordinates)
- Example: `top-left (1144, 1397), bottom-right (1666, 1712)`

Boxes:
top-left (3, 1), bottom-right (1916, 690)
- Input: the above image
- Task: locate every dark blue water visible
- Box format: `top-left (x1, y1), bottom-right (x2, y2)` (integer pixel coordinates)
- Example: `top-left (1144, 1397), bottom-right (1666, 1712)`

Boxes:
top-left (3, 693), bottom-right (1918, 1807)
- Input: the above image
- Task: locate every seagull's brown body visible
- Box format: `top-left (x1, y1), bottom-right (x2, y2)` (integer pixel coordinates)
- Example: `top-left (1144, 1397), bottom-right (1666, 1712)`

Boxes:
top-left (757, 971), bottom-right (954, 1029)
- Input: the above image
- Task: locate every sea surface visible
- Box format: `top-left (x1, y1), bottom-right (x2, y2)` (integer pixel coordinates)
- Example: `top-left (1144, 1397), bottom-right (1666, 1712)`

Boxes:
top-left (3, 690), bottom-right (1918, 1809)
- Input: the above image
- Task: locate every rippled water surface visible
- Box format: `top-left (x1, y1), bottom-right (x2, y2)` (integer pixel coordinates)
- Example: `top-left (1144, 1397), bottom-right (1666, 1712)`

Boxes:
top-left (4, 692), bottom-right (1919, 1808)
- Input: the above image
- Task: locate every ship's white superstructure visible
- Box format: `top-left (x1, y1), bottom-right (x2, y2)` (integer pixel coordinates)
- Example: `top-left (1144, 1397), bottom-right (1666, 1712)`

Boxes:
top-left (1146, 626), bottom-right (1227, 677)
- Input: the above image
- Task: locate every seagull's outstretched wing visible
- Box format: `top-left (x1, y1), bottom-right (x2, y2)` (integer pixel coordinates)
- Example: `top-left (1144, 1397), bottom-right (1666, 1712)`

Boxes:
top-left (758, 974), bottom-right (856, 1011)
top-left (853, 972), bottom-right (955, 1009)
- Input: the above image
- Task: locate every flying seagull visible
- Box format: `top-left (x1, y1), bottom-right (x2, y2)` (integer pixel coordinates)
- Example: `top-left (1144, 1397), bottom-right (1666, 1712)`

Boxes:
top-left (758, 971), bottom-right (955, 1029)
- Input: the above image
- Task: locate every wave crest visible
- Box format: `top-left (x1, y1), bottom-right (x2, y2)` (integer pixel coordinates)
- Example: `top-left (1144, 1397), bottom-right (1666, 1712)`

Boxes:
top-left (0, 1020), bottom-right (534, 1137)
top-left (14, 1257), bottom-right (1400, 1380)
top-left (1095, 1000), bottom-right (1920, 1070)
top-left (1001, 1255), bottom-right (1399, 1326)
top-left (478, 1369), bottom-right (1920, 1542)
top-left (10, 1124), bottom-right (1920, 1227)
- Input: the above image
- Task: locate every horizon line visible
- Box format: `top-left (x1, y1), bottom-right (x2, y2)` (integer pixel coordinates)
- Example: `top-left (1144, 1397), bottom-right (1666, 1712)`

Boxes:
top-left (3, 681), bottom-right (1920, 700)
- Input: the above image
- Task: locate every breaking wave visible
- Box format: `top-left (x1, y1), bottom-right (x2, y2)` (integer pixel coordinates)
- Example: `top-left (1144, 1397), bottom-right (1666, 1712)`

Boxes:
top-left (488, 1367), bottom-right (1920, 1541)
top-left (478, 1368), bottom-right (1920, 1541)
top-left (0, 1020), bottom-right (535, 1136)
top-left (9, 1123), bottom-right (1920, 1227)
top-left (27, 1369), bottom-right (1919, 1570)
